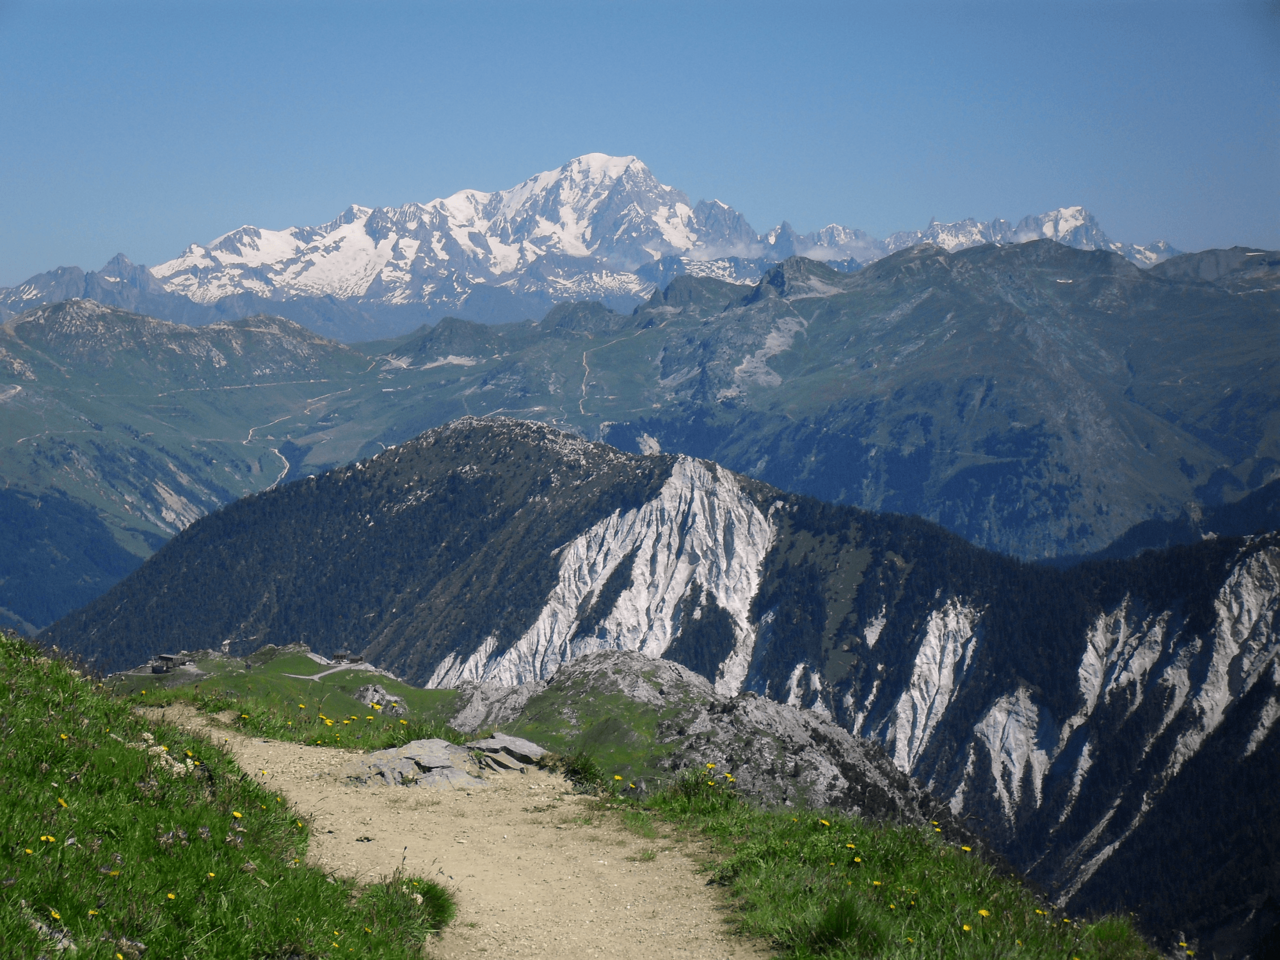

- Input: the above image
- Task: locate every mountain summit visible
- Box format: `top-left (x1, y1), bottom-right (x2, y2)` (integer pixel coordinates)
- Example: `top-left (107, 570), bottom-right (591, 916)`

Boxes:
top-left (137, 155), bottom-right (1175, 328)
top-left (1, 154), bottom-right (1181, 337)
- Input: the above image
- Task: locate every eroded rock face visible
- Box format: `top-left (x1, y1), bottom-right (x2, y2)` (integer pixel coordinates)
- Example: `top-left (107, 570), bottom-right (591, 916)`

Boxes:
top-left (341, 739), bottom-right (479, 788)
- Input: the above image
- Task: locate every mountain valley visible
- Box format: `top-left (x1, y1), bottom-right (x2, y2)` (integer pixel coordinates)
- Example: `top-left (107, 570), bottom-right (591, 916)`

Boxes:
top-left (3, 240), bottom-right (1276, 630)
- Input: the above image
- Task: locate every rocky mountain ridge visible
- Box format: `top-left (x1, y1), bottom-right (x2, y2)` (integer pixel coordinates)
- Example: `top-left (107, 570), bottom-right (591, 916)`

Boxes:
top-left (45, 417), bottom-right (1280, 957)
top-left (3, 241), bottom-right (1276, 629)
top-left (1, 154), bottom-right (1181, 338)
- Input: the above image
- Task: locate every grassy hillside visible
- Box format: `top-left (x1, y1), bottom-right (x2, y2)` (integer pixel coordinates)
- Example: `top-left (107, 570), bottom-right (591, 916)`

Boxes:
top-left (124, 638), bottom-right (1162, 960)
top-left (110, 643), bottom-right (465, 748)
top-left (0, 631), bottom-right (454, 958)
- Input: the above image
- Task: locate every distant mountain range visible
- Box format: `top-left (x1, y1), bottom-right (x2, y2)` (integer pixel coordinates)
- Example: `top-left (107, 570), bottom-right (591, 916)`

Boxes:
top-left (0, 154), bottom-right (1182, 340)
top-left (2, 241), bottom-right (1276, 631)
top-left (45, 418), bottom-right (1280, 959)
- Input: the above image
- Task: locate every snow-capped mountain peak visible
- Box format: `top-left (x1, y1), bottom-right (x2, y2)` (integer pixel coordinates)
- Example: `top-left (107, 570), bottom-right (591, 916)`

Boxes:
top-left (145, 154), bottom-right (1181, 321)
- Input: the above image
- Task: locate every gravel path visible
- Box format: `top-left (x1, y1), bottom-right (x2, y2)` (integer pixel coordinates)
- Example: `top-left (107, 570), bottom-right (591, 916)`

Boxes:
top-left (141, 704), bottom-right (773, 960)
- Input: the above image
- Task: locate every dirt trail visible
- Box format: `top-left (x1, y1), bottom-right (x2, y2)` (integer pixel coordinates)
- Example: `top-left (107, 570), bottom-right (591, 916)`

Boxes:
top-left (142, 704), bottom-right (773, 960)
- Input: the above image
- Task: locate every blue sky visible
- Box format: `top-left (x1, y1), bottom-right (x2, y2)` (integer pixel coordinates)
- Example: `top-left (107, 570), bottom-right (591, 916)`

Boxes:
top-left (0, 0), bottom-right (1276, 287)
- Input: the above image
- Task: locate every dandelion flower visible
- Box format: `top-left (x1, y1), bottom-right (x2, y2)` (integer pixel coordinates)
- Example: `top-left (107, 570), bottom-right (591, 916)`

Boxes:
top-left (50, 910), bottom-right (61, 920)
top-left (399, 719), bottom-right (408, 725)
top-left (873, 880), bottom-right (882, 886)
top-left (232, 811), bottom-right (243, 819)
top-left (614, 775), bottom-right (622, 781)
top-left (186, 751), bottom-right (193, 757)
top-left (41, 835), bottom-right (55, 842)
top-left (366, 716), bottom-right (374, 720)
top-left (167, 893), bottom-right (175, 900)
top-left (24, 849), bottom-right (32, 855)
top-left (819, 819), bottom-right (830, 827)
top-left (846, 843), bottom-right (856, 849)
top-left (889, 904), bottom-right (896, 910)
top-left (935, 827), bottom-right (942, 833)
top-left (854, 857), bottom-right (862, 862)
top-left (208, 872), bottom-right (216, 878)
top-left (60, 733), bottom-right (68, 740)
top-left (963, 924), bottom-right (972, 932)
top-left (979, 909), bottom-right (990, 917)
top-left (931, 821), bottom-right (938, 825)
top-left (89, 909), bottom-right (99, 916)
top-left (299, 704), bottom-right (306, 709)
top-left (961, 845), bottom-right (972, 852)
top-left (57, 798), bottom-right (68, 808)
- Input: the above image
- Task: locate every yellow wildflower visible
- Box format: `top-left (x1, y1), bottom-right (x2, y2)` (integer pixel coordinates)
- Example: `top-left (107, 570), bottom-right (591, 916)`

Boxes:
top-left (963, 924), bottom-right (972, 932)
top-left (819, 819), bottom-right (830, 827)
top-left (50, 910), bottom-right (61, 920)
top-left (961, 845), bottom-right (972, 852)
top-left (232, 811), bottom-right (242, 819)
top-left (979, 909), bottom-right (990, 917)
top-left (57, 798), bottom-right (68, 808)
top-left (208, 872), bottom-right (215, 878)
top-left (166, 893), bottom-right (175, 900)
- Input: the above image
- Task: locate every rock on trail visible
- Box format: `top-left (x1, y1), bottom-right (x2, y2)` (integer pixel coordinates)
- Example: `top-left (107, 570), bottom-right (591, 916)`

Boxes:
top-left (140, 703), bottom-right (773, 960)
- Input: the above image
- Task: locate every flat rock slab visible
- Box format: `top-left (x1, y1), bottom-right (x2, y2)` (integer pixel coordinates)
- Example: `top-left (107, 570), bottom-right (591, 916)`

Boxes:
top-left (466, 732), bottom-right (547, 766)
top-left (341, 738), bottom-right (481, 788)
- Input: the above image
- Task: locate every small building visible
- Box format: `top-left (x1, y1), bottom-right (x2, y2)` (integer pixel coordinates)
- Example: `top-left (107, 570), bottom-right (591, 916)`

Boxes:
top-left (151, 653), bottom-right (191, 674)
top-left (332, 650), bottom-right (364, 664)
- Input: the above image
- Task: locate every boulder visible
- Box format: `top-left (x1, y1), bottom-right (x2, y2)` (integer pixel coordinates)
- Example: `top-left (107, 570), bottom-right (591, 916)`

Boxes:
top-left (354, 683), bottom-right (407, 718)
top-left (341, 738), bottom-right (480, 788)
top-left (466, 732), bottom-right (547, 766)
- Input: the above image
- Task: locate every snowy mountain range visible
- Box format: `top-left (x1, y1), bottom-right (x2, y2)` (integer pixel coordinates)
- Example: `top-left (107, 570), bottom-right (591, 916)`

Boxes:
top-left (149, 153), bottom-right (1178, 308)
top-left (0, 154), bottom-right (1181, 337)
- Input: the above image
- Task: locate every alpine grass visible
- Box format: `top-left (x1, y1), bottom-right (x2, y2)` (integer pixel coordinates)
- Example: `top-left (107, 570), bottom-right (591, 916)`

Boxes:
top-left (0, 631), bottom-right (455, 958)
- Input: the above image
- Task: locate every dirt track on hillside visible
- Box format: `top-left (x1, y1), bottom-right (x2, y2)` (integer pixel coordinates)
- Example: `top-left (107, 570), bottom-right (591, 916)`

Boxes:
top-left (140, 704), bottom-right (772, 960)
